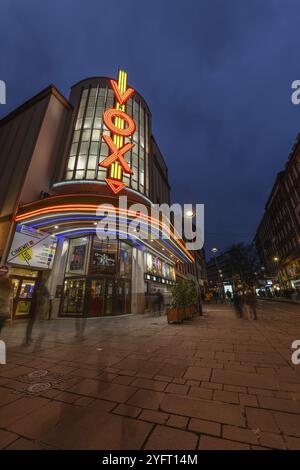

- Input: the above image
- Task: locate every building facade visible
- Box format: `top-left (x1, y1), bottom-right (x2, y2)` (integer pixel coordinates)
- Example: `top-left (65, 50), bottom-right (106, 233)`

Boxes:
top-left (0, 71), bottom-right (196, 320)
top-left (255, 136), bottom-right (300, 289)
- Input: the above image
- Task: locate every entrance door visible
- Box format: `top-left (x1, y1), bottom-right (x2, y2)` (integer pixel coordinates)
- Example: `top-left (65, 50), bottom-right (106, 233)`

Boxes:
top-left (88, 279), bottom-right (105, 316)
top-left (105, 279), bottom-right (114, 315)
top-left (62, 278), bottom-right (86, 315)
top-left (11, 277), bottom-right (37, 319)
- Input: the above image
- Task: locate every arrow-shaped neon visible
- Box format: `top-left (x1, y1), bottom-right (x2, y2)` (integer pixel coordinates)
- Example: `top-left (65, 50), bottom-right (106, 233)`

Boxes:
top-left (110, 79), bottom-right (135, 106)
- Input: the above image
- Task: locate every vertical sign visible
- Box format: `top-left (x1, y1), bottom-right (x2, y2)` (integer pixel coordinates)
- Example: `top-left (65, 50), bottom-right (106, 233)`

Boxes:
top-left (100, 69), bottom-right (136, 194)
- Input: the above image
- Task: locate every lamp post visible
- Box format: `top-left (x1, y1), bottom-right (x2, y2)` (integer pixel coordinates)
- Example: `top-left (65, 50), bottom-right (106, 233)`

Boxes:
top-left (211, 247), bottom-right (223, 299)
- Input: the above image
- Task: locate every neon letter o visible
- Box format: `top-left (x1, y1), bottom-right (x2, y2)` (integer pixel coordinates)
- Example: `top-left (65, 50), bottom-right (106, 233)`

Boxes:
top-left (103, 108), bottom-right (136, 137)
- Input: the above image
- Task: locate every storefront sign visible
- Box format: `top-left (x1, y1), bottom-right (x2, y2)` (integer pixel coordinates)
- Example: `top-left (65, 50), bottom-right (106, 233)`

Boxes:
top-left (99, 69), bottom-right (136, 194)
top-left (7, 225), bottom-right (57, 269)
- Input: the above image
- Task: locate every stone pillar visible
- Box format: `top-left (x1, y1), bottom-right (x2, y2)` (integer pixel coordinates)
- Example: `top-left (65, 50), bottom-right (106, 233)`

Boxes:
top-left (46, 238), bottom-right (69, 319)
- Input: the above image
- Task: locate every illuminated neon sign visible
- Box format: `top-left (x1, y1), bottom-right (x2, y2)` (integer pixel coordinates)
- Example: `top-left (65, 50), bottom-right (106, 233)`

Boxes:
top-left (100, 69), bottom-right (136, 194)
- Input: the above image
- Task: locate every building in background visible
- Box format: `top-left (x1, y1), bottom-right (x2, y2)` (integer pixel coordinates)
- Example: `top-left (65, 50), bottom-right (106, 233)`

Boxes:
top-left (255, 135), bottom-right (300, 289)
top-left (0, 71), bottom-right (196, 320)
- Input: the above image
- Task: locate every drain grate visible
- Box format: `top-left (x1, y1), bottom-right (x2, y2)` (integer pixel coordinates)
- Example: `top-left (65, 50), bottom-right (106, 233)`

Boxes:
top-left (28, 370), bottom-right (49, 379)
top-left (27, 382), bottom-right (51, 393)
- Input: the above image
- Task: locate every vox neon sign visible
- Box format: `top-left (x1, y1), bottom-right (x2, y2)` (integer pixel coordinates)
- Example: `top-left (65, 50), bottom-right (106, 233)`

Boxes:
top-left (100, 69), bottom-right (136, 194)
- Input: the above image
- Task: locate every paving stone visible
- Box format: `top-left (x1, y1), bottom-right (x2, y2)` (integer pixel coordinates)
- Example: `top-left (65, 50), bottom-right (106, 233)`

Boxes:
top-left (188, 386), bottom-right (213, 400)
top-left (0, 429), bottom-right (18, 449)
top-left (199, 435), bottom-right (250, 450)
top-left (223, 425), bottom-right (259, 445)
top-left (8, 401), bottom-right (153, 450)
top-left (167, 415), bottom-right (189, 430)
top-left (212, 369), bottom-right (279, 390)
top-left (127, 389), bottom-right (165, 411)
top-left (224, 385), bottom-right (247, 393)
top-left (145, 425), bottom-right (197, 450)
top-left (112, 375), bottom-right (135, 385)
top-left (239, 393), bottom-right (258, 407)
top-left (273, 411), bottom-right (300, 437)
top-left (113, 404), bottom-right (142, 418)
top-left (165, 383), bottom-right (189, 395)
top-left (160, 395), bottom-right (245, 426)
top-left (0, 397), bottom-right (49, 427)
top-left (246, 408), bottom-right (279, 433)
top-left (184, 367), bottom-right (212, 381)
top-left (68, 378), bottom-right (137, 403)
top-left (214, 390), bottom-right (239, 404)
top-left (285, 435), bottom-right (300, 450)
top-left (258, 396), bottom-right (300, 414)
top-left (188, 418), bottom-right (221, 436)
top-left (259, 432), bottom-right (286, 449)
top-left (131, 378), bottom-right (167, 392)
top-left (140, 410), bottom-right (169, 424)
top-left (201, 381), bottom-right (223, 390)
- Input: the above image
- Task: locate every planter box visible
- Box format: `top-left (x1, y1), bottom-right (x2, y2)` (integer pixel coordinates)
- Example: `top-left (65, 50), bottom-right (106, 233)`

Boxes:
top-left (167, 308), bottom-right (183, 323)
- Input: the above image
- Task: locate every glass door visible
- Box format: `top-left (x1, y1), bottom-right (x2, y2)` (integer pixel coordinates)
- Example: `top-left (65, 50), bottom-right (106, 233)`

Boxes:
top-left (12, 277), bottom-right (37, 318)
top-left (105, 279), bottom-right (114, 315)
top-left (88, 279), bottom-right (105, 316)
top-left (62, 278), bottom-right (86, 315)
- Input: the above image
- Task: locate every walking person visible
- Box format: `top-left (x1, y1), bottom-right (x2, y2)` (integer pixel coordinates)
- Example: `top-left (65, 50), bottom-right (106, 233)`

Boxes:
top-left (24, 280), bottom-right (49, 344)
top-left (233, 289), bottom-right (244, 318)
top-left (244, 286), bottom-right (258, 320)
top-left (0, 269), bottom-right (10, 334)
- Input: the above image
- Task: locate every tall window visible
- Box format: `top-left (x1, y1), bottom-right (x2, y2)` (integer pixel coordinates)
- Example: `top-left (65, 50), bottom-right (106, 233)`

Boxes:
top-left (64, 84), bottom-right (150, 196)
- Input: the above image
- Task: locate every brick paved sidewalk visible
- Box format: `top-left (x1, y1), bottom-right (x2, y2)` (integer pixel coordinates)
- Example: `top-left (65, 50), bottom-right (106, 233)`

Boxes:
top-left (0, 302), bottom-right (300, 450)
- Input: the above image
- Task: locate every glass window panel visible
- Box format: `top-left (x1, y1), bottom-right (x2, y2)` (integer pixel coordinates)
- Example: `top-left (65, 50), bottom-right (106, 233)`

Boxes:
top-left (78, 107), bottom-right (85, 118)
top-left (79, 141), bottom-right (89, 154)
top-left (73, 130), bottom-right (80, 142)
top-left (75, 118), bottom-right (83, 130)
top-left (89, 88), bottom-right (97, 97)
top-left (65, 171), bottom-right (73, 180)
top-left (97, 169), bottom-right (106, 180)
top-left (94, 117), bottom-right (102, 129)
top-left (139, 170), bottom-right (145, 186)
top-left (82, 89), bottom-right (88, 98)
top-left (86, 107), bottom-right (94, 118)
top-left (99, 87), bottom-right (106, 96)
top-left (70, 142), bottom-right (78, 155)
top-left (86, 170), bottom-right (95, 179)
top-left (107, 89), bottom-right (114, 99)
top-left (95, 107), bottom-right (104, 118)
top-left (67, 156), bottom-right (75, 171)
top-left (90, 141), bottom-right (99, 155)
top-left (88, 155), bottom-right (97, 169)
top-left (132, 153), bottom-right (138, 167)
top-left (100, 142), bottom-right (108, 155)
top-left (77, 155), bottom-right (87, 169)
top-left (83, 117), bottom-right (93, 129)
top-left (131, 179), bottom-right (138, 190)
top-left (92, 129), bottom-right (100, 141)
top-left (82, 129), bottom-right (91, 141)
top-left (133, 131), bottom-right (138, 143)
top-left (106, 99), bottom-right (114, 108)
top-left (75, 170), bottom-right (85, 179)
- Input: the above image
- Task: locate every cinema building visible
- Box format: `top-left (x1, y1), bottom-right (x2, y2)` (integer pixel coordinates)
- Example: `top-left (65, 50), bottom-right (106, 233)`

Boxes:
top-left (0, 71), bottom-right (196, 320)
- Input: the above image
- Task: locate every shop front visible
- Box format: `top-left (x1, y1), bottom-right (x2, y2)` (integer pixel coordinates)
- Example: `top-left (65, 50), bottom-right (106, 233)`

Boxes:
top-left (60, 235), bottom-right (132, 317)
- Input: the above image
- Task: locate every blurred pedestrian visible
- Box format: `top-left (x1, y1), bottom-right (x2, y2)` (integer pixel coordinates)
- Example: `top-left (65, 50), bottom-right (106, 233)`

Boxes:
top-left (244, 286), bottom-right (258, 320)
top-left (233, 289), bottom-right (244, 318)
top-left (0, 270), bottom-right (10, 334)
top-left (24, 280), bottom-right (49, 344)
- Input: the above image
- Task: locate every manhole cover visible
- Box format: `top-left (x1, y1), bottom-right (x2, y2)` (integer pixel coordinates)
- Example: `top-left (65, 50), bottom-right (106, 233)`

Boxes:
top-left (28, 370), bottom-right (49, 379)
top-left (27, 383), bottom-right (51, 393)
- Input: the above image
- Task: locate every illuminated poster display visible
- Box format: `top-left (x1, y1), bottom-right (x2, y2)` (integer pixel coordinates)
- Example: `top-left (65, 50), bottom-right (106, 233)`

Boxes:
top-left (7, 225), bottom-right (57, 269)
top-left (99, 69), bottom-right (136, 194)
top-left (145, 252), bottom-right (175, 281)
